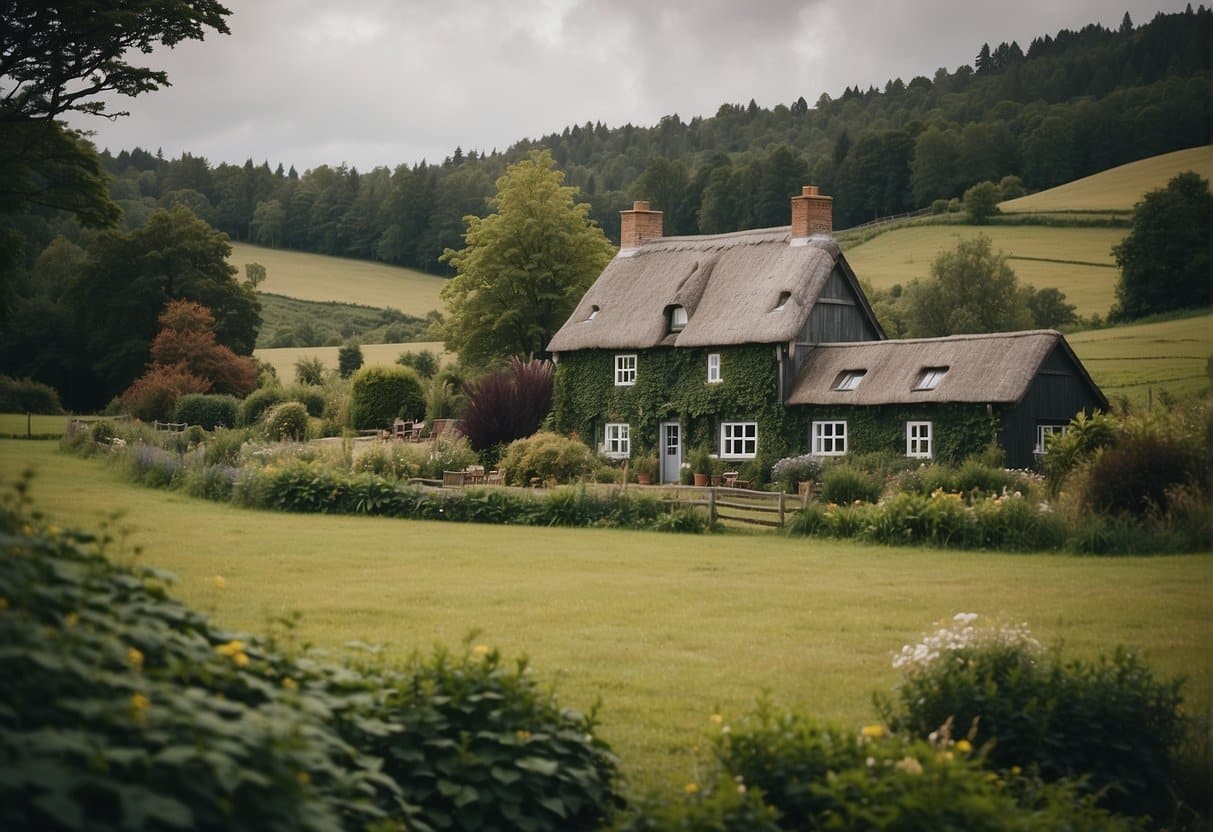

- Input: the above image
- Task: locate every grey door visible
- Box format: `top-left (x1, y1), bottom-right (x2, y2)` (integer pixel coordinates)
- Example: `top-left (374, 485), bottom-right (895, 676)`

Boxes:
top-left (660, 422), bottom-right (682, 484)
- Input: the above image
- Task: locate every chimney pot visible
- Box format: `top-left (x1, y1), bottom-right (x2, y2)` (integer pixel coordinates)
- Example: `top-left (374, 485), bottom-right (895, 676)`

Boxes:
top-left (619, 200), bottom-right (664, 252)
top-left (790, 184), bottom-right (832, 240)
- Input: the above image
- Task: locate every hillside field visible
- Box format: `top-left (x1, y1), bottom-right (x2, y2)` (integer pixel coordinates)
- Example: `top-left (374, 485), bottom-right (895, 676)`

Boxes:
top-left (1000, 144), bottom-right (1213, 214)
top-left (2, 440), bottom-right (1208, 788)
top-left (255, 341), bottom-right (446, 381)
top-left (1070, 312), bottom-right (1212, 406)
top-left (844, 225), bottom-right (1124, 317)
top-left (229, 241), bottom-right (446, 315)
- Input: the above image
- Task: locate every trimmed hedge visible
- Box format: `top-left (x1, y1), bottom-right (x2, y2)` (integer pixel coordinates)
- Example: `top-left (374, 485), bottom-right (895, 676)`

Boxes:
top-left (0, 374), bottom-right (63, 414)
top-left (174, 392), bottom-right (238, 430)
top-left (347, 365), bottom-right (424, 430)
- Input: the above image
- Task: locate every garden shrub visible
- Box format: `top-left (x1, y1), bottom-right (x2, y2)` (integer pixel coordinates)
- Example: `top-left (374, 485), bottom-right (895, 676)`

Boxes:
top-left (120, 363), bottom-right (211, 421)
top-left (1078, 430), bottom-right (1204, 520)
top-left (347, 365), bottom-right (424, 430)
top-left (174, 392), bottom-right (238, 430)
top-left (819, 464), bottom-right (882, 504)
top-left (238, 385), bottom-right (286, 426)
top-left (262, 401), bottom-right (310, 442)
top-left (459, 356), bottom-right (555, 452)
top-left (202, 427), bottom-right (251, 466)
top-left (0, 483), bottom-right (623, 831)
top-left (0, 374), bottom-right (63, 413)
top-left (286, 383), bottom-right (326, 417)
top-left (770, 453), bottom-right (823, 493)
top-left (179, 462), bottom-right (239, 501)
top-left (1043, 411), bottom-right (1118, 493)
top-left (878, 614), bottom-right (1194, 823)
top-left (123, 443), bottom-right (184, 488)
top-left (499, 432), bottom-right (596, 486)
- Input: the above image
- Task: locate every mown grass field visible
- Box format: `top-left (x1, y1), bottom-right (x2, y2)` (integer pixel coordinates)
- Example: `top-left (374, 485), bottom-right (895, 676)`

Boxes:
top-left (1000, 145), bottom-right (1213, 214)
top-left (1070, 312), bottom-right (1213, 406)
top-left (254, 341), bottom-right (446, 381)
top-left (4, 440), bottom-right (1208, 788)
top-left (229, 241), bottom-right (446, 315)
top-left (843, 225), bottom-right (1124, 317)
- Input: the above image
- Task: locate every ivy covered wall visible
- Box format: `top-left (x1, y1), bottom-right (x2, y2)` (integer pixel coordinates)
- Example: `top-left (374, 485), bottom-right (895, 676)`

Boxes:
top-left (791, 404), bottom-right (1000, 465)
top-left (552, 346), bottom-right (801, 463)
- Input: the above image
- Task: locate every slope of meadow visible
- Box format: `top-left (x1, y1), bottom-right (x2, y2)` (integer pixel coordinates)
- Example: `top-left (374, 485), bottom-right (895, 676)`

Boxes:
top-left (229, 241), bottom-right (446, 314)
top-left (1000, 145), bottom-right (1213, 214)
top-left (254, 341), bottom-right (446, 381)
top-left (1070, 312), bottom-right (1212, 407)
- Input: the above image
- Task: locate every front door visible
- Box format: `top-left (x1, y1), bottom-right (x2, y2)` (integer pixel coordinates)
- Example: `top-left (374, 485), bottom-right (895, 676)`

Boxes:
top-left (660, 422), bottom-right (682, 484)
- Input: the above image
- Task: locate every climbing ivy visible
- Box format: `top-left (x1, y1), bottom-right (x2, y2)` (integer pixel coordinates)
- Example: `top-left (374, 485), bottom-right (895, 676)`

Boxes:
top-left (553, 346), bottom-right (801, 464)
top-left (794, 404), bottom-right (999, 465)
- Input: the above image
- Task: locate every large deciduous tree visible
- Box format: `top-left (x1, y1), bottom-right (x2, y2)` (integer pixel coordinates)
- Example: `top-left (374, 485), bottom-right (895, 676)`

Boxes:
top-left (68, 206), bottom-right (259, 407)
top-left (439, 150), bottom-right (614, 368)
top-left (1111, 171), bottom-right (1211, 321)
top-left (903, 235), bottom-right (1034, 337)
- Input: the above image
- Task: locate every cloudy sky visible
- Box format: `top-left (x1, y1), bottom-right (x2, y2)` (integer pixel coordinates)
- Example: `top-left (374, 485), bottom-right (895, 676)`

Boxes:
top-left (70, 0), bottom-right (1193, 172)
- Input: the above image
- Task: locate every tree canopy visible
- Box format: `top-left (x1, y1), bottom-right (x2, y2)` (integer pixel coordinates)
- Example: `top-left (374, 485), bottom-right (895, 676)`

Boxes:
top-left (1111, 171), bottom-right (1211, 321)
top-left (903, 235), bottom-right (1034, 337)
top-left (439, 150), bottom-right (614, 368)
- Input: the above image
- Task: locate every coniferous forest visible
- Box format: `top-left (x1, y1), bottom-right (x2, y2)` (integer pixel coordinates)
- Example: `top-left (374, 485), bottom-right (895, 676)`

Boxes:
top-left (83, 8), bottom-right (1213, 273)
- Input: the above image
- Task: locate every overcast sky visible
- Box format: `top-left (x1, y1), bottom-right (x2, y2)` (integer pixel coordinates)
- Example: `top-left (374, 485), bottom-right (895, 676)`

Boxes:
top-left (69, 0), bottom-right (1195, 173)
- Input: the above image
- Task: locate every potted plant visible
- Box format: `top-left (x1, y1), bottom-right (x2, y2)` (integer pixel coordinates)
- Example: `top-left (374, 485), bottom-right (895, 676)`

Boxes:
top-left (689, 445), bottom-right (712, 487)
top-left (635, 452), bottom-right (658, 485)
top-left (710, 457), bottom-right (727, 487)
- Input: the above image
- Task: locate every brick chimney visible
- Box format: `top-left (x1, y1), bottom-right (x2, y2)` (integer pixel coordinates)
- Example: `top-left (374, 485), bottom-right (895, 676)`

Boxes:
top-left (619, 200), bottom-right (663, 254)
top-left (790, 185), bottom-right (833, 242)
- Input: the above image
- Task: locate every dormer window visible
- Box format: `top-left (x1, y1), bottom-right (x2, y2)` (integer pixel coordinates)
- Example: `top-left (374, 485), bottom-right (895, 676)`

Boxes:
top-left (833, 370), bottom-right (866, 391)
top-left (913, 366), bottom-right (949, 391)
top-left (772, 291), bottom-right (792, 312)
top-left (669, 305), bottom-right (688, 333)
top-left (586, 305), bottom-right (600, 322)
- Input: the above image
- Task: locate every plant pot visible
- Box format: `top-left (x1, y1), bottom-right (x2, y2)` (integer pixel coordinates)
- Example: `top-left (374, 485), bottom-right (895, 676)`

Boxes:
top-left (798, 479), bottom-right (815, 498)
top-left (693, 472), bottom-right (709, 487)
top-left (636, 473), bottom-right (652, 485)
top-left (710, 475), bottom-right (723, 487)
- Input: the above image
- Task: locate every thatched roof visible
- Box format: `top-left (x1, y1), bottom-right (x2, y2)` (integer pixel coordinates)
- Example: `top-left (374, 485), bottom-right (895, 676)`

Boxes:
top-left (787, 330), bottom-right (1107, 407)
top-left (547, 228), bottom-right (870, 352)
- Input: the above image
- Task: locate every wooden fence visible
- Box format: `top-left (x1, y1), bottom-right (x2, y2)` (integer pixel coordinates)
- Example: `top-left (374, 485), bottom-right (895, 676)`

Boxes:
top-left (653, 484), bottom-right (803, 529)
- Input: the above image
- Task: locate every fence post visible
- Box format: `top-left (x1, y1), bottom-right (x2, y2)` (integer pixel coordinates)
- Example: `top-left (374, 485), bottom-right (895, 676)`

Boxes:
top-left (778, 490), bottom-right (785, 527)
top-left (708, 487), bottom-right (717, 524)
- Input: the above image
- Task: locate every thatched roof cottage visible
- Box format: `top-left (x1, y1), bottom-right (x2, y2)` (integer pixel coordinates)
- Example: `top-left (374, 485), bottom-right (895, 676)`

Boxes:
top-left (548, 188), bottom-right (1106, 479)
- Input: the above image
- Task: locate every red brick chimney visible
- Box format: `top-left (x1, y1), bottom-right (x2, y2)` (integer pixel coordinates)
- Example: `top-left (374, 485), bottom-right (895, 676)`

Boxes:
top-left (790, 185), bottom-right (833, 241)
top-left (619, 200), bottom-right (663, 253)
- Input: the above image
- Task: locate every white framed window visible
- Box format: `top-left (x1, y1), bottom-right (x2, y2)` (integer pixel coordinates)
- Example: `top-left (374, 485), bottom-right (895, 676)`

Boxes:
top-left (913, 366), bottom-right (949, 391)
top-left (707, 353), bottom-right (722, 383)
top-left (1035, 423), bottom-right (1068, 454)
top-left (603, 423), bottom-right (630, 458)
top-left (721, 422), bottom-right (757, 458)
top-left (906, 421), bottom-right (932, 458)
top-left (812, 420), bottom-right (848, 456)
top-left (833, 370), bottom-right (866, 391)
top-left (614, 354), bottom-right (636, 386)
top-left (670, 305), bottom-right (688, 332)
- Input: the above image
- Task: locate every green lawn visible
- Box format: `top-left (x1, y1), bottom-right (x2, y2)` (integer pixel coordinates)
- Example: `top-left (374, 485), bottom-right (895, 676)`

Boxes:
top-left (1069, 312), bottom-right (1213, 406)
top-left (1000, 145), bottom-right (1213, 214)
top-left (843, 225), bottom-right (1125, 318)
top-left (4, 440), bottom-right (1208, 788)
top-left (254, 341), bottom-right (447, 380)
top-left (230, 241), bottom-right (446, 315)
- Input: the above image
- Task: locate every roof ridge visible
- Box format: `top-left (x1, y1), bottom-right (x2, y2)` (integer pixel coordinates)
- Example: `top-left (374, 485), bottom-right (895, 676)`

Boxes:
top-left (815, 330), bottom-right (1061, 347)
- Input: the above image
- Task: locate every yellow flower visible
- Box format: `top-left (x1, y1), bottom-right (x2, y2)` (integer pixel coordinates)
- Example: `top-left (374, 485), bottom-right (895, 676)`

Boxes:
top-left (233, 652), bottom-right (251, 668)
top-left (130, 693), bottom-right (151, 722)
top-left (683, 783), bottom-right (699, 795)
top-left (955, 739), bottom-right (972, 754)
top-left (64, 611), bottom-right (79, 628)
top-left (128, 647), bottom-right (144, 671)
top-left (1010, 765), bottom-right (1022, 776)
top-left (861, 724), bottom-right (885, 738)
top-left (895, 756), bottom-right (923, 775)
top-left (516, 730), bottom-right (532, 742)
top-left (296, 771), bottom-right (311, 785)
top-left (47, 525), bottom-right (61, 537)
top-left (709, 713), bottom-right (723, 725)
top-left (215, 640), bottom-right (245, 657)
top-left (213, 575), bottom-right (227, 590)
top-left (472, 644), bottom-right (490, 658)
top-left (282, 676), bottom-right (298, 690)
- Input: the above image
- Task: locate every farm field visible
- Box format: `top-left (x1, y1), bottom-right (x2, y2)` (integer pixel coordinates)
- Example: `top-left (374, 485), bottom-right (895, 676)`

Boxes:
top-left (842, 225), bottom-right (1125, 318)
top-left (4, 439), bottom-right (1208, 788)
top-left (1069, 312), bottom-right (1213, 406)
top-left (229, 241), bottom-right (446, 314)
top-left (254, 340), bottom-right (446, 380)
top-left (1000, 144), bottom-right (1213, 214)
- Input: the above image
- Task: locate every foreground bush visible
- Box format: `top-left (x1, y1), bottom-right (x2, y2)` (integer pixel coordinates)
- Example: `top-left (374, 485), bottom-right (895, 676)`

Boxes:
top-left (0, 476), bottom-right (621, 830)
top-left (262, 401), bottom-right (310, 441)
top-left (460, 357), bottom-right (554, 452)
top-left (819, 464), bottom-right (883, 504)
top-left (878, 614), bottom-right (1199, 825)
top-left (499, 431), bottom-right (596, 486)
top-left (173, 392), bottom-right (238, 430)
top-left (348, 365), bottom-right (425, 430)
top-left (237, 385), bottom-right (286, 426)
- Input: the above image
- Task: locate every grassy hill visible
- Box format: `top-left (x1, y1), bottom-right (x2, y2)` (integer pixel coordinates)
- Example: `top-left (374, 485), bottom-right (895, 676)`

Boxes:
top-left (1000, 145), bottom-right (1213, 214)
top-left (254, 341), bottom-right (446, 382)
top-left (229, 241), bottom-right (446, 315)
top-left (1070, 312), bottom-right (1212, 407)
